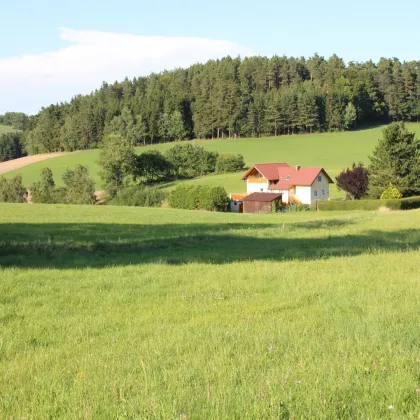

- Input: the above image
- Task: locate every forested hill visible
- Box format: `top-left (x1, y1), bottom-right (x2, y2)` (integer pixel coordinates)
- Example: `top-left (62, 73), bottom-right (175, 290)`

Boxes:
top-left (22, 54), bottom-right (420, 154)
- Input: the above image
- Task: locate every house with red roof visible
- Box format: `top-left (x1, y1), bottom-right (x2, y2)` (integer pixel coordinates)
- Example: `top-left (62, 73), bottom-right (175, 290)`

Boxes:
top-left (234, 163), bottom-right (333, 212)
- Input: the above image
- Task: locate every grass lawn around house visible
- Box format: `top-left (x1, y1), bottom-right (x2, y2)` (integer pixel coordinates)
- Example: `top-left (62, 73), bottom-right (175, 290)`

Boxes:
top-left (1, 203), bottom-right (420, 418)
top-left (4, 123), bottom-right (420, 198)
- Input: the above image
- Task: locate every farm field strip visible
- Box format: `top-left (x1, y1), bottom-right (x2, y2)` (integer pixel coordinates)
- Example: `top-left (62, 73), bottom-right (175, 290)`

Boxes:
top-left (0, 152), bottom-right (67, 175)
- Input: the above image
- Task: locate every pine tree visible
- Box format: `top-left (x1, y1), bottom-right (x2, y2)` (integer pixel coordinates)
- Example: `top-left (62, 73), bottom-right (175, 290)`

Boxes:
top-left (369, 122), bottom-right (420, 197)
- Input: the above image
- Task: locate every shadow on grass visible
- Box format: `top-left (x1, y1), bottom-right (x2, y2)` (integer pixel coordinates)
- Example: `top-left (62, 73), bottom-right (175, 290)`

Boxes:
top-left (0, 220), bottom-right (418, 269)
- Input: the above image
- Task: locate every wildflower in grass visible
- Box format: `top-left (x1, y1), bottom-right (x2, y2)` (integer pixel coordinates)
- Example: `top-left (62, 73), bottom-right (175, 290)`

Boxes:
top-left (74, 371), bottom-right (86, 382)
top-left (295, 380), bottom-right (302, 385)
top-left (268, 345), bottom-right (274, 351)
top-left (372, 361), bottom-right (377, 366)
top-left (416, 389), bottom-right (420, 393)
top-left (283, 380), bottom-right (288, 385)
top-left (388, 405), bottom-right (394, 410)
top-left (297, 363), bottom-right (302, 367)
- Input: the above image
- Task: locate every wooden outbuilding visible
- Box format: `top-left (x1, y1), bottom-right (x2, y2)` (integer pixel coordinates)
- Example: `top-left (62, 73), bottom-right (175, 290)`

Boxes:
top-left (229, 193), bottom-right (247, 213)
top-left (242, 192), bottom-right (282, 214)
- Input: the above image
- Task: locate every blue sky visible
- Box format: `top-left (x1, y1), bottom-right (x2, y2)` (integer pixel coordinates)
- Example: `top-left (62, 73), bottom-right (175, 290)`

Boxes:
top-left (1, 0), bottom-right (419, 114)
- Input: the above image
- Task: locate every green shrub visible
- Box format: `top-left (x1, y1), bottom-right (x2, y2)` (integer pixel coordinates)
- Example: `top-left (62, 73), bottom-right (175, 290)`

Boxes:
top-left (110, 185), bottom-right (166, 207)
top-left (0, 175), bottom-right (26, 203)
top-left (215, 154), bottom-right (245, 173)
top-left (168, 185), bottom-right (200, 210)
top-left (271, 198), bottom-right (283, 213)
top-left (31, 168), bottom-right (56, 204)
top-left (53, 187), bottom-right (68, 204)
top-left (380, 182), bottom-right (402, 200)
top-left (285, 203), bottom-right (314, 212)
top-left (168, 185), bottom-right (229, 212)
top-left (318, 196), bottom-right (420, 211)
top-left (62, 165), bottom-right (96, 205)
top-left (399, 196), bottom-right (420, 210)
top-left (164, 143), bottom-right (219, 177)
top-left (134, 150), bottom-right (172, 182)
top-left (318, 200), bottom-right (381, 211)
top-left (204, 186), bottom-right (229, 211)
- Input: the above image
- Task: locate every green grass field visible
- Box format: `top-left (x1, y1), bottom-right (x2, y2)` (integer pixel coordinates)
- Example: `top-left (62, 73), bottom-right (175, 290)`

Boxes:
top-left (5, 124), bottom-right (420, 198)
top-left (1, 203), bottom-right (420, 418)
top-left (0, 124), bottom-right (15, 134)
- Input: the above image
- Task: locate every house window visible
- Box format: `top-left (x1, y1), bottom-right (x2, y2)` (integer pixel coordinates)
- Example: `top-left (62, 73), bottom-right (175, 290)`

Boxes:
top-left (322, 189), bottom-right (325, 196)
top-left (317, 175), bottom-right (322, 182)
top-left (314, 190), bottom-right (318, 197)
top-left (260, 188), bottom-right (264, 192)
top-left (286, 175), bottom-right (291, 180)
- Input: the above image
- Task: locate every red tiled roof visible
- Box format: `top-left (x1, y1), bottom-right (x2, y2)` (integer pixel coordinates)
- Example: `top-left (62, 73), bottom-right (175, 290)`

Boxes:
top-left (230, 193), bottom-right (247, 200)
top-left (241, 163), bottom-right (290, 181)
top-left (242, 192), bottom-right (282, 202)
top-left (242, 163), bottom-right (334, 187)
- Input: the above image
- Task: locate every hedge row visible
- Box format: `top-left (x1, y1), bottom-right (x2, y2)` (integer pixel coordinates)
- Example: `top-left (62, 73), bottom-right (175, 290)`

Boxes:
top-left (168, 185), bottom-right (229, 211)
top-left (108, 185), bottom-right (166, 207)
top-left (318, 196), bottom-right (420, 211)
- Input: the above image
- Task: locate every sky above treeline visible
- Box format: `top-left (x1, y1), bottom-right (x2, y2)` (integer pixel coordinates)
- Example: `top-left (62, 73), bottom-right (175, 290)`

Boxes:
top-left (1, 0), bottom-right (418, 115)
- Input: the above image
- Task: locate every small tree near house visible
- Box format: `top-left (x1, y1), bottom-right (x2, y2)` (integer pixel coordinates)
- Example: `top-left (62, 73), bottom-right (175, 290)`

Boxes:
top-left (380, 183), bottom-right (402, 200)
top-left (336, 162), bottom-right (369, 200)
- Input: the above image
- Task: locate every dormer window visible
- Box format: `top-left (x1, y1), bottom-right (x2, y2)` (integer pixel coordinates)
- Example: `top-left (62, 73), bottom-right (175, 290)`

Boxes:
top-left (286, 175), bottom-right (291, 180)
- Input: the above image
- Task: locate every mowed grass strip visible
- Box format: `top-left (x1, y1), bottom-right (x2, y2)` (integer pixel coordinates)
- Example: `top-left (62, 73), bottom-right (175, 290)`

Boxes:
top-left (1, 204), bottom-right (420, 418)
top-left (0, 124), bottom-right (15, 134)
top-left (5, 124), bottom-right (420, 197)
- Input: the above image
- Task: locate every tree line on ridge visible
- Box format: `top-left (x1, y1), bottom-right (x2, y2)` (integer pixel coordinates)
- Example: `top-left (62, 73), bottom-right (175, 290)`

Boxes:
top-left (10, 54), bottom-right (420, 155)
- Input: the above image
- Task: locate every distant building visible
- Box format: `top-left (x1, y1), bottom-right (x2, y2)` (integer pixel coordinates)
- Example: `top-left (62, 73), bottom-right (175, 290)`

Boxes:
top-left (230, 163), bottom-right (334, 213)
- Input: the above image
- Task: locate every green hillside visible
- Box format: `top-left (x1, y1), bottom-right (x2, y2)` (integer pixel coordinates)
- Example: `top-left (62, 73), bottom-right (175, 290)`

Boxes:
top-left (4, 124), bottom-right (420, 197)
top-left (0, 124), bottom-right (15, 134)
top-left (1, 203), bottom-right (420, 417)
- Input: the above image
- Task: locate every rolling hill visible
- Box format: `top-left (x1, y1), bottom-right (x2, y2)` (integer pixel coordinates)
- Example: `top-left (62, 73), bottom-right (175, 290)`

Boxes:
top-left (3, 123), bottom-right (420, 198)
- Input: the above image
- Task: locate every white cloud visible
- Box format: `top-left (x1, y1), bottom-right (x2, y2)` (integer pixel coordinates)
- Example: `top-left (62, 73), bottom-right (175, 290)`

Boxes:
top-left (0, 27), bottom-right (251, 115)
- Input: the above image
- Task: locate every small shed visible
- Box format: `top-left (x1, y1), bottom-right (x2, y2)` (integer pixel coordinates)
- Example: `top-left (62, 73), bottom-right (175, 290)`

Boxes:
top-left (229, 193), bottom-right (247, 213)
top-left (242, 192), bottom-right (282, 214)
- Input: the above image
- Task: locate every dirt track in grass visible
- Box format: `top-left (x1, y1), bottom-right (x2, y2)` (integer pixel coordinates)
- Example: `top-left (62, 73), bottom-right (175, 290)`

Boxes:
top-left (0, 153), bottom-right (67, 175)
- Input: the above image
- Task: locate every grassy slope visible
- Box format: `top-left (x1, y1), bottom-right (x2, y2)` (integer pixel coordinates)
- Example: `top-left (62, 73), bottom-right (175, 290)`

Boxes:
top-left (0, 124), bottom-right (15, 134)
top-left (1, 203), bottom-right (420, 418)
top-left (5, 124), bottom-right (420, 197)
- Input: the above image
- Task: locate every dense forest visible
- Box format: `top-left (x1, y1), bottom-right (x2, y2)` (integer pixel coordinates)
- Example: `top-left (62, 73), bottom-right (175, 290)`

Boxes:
top-left (14, 55), bottom-right (420, 154)
top-left (0, 132), bottom-right (25, 162)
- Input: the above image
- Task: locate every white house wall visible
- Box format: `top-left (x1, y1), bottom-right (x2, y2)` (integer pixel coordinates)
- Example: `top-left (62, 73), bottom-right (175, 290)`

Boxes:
top-left (267, 189), bottom-right (288, 202)
top-left (247, 181), bottom-right (269, 194)
top-left (295, 186), bottom-right (312, 204)
top-left (310, 172), bottom-right (330, 203)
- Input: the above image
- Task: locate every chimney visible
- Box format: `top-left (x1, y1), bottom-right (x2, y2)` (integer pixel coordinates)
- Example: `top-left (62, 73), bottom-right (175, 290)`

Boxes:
top-left (295, 165), bottom-right (301, 172)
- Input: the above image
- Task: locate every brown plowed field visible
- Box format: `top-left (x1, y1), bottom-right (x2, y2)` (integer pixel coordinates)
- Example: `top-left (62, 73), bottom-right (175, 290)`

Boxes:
top-left (0, 153), bottom-right (67, 175)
